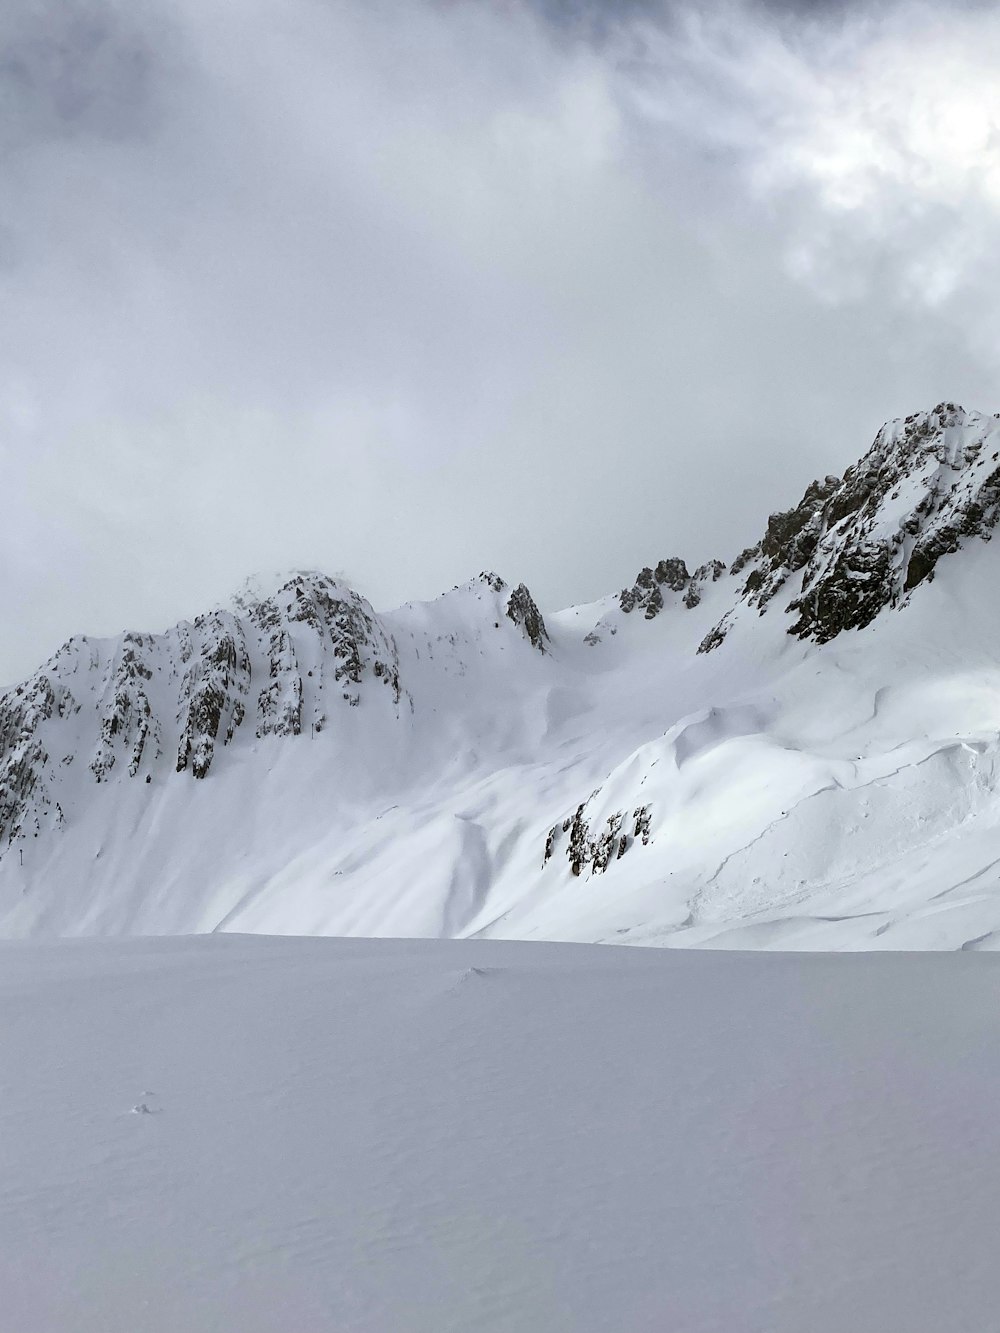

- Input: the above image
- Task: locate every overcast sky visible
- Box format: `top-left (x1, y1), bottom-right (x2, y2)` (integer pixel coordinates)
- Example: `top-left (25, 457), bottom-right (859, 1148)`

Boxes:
top-left (2, 0), bottom-right (1000, 681)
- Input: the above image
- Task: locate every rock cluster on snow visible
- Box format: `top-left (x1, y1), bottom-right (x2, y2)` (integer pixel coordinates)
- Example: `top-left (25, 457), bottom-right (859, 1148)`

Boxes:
top-left (619, 558), bottom-right (724, 620)
top-left (543, 801), bottom-right (652, 877)
top-left (505, 583), bottom-right (549, 652)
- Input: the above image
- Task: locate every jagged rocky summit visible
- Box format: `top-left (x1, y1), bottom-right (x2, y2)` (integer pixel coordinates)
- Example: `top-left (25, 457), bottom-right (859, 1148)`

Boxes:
top-left (0, 570), bottom-right (547, 847)
top-left (611, 402), bottom-right (1000, 650)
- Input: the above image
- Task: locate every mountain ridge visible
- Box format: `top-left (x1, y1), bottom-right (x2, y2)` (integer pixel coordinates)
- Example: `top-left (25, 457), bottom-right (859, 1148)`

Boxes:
top-left (5, 403), bottom-right (1000, 950)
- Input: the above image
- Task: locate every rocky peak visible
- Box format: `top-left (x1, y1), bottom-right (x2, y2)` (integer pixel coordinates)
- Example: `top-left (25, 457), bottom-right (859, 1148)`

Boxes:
top-left (505, 583), bottom-right (549, 652)
top-left (701, 403), bottom-right (1000, 650)
top-left (618, 556), bottom-right (725, 620)
top-left (445, 572), bottom-right (551, 651)
top-left (476, 571), bottom-right (507, 593)
top-left (0, 570), bottom-right (409, 856)
top-left (237, 571), bottom-right (403, 730)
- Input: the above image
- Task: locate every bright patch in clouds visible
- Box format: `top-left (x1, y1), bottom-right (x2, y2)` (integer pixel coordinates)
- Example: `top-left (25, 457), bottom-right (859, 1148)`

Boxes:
top-left (629, 4), bottom-right (1000, 302)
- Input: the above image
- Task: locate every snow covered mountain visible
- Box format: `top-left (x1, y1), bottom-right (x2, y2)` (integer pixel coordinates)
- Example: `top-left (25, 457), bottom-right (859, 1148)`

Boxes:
top-left (7, 401), bottom-right (1000, 949)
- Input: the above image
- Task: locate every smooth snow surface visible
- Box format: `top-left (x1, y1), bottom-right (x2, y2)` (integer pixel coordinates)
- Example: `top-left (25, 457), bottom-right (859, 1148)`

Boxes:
top-left (3, 934), bottom-right (1000, 1332)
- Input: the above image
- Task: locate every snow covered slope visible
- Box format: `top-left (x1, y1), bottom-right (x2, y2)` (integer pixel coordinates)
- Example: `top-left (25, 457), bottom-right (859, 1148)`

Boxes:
top-left (4, 935), bottom-right (1000, 1333)
top-left (6, 402), bottom-right (1000, 949)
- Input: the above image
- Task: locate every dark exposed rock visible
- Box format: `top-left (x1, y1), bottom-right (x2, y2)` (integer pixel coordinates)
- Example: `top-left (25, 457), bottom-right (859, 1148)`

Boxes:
top-left (730, 544), bottom-right (760, 576)
top-left (683, 559), bottom-right (726, 609)
top-left (543, 824), bottom-right (558, 865)
top-left (176, 614), bottom-right (251, 778)
top-left (902, 464), bottom-right (1000, 591)
top-left (633, 805), bottom-right (652, 845)
top-left (787, 541), bottom-right (895, 644)
top-left (567, 803), bottom-right (588, 875)
top-left (477, 572), bottom-right (507, 593)
top-left (250, 574), bottom-right (404, 729)
top-left (654, 558), bottom-right (691, 592)
top-left (544, 797), bottom-right (652, 876)
top-left (744, 474), bottom-right (842, 612)
top-left (785, 406), bottom-right (1000, 642)
top-left (0, 671), bottom-right (73, 844)
top-left (619, 556), bottom-right (726, 618)
top-left (619, 557), bottom-right (690, 618)
top-left (506, 584), bottom-right (549, 652)
top-left (92, 636), bottom-right (160, 782)
top-left (697, 611), bottom-right (732, 655)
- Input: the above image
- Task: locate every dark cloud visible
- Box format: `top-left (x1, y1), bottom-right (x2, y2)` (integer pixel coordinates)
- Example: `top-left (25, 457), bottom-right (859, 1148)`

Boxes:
top-left (0, 1), bottom-right (176, 151)
top-left (529, 0), bottom-right (873, 31)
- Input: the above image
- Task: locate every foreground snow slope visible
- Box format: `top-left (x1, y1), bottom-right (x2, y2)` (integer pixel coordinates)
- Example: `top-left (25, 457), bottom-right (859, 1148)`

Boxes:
top-left (3, 935), bottom-right (1000, 1333)
top-left (6, 403), bottom-right (1000, 948)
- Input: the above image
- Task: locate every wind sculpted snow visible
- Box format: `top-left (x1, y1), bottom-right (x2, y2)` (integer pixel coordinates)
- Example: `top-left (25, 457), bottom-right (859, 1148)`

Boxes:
top-left (6, 407), bottom-right (1000, 948)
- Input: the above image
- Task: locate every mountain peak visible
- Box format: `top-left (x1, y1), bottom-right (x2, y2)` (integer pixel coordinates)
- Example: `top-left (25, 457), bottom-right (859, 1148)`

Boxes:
top-left (229, 568), bottom-right (356, 615)
top-left (698, 403), bottom-right (1000, 650)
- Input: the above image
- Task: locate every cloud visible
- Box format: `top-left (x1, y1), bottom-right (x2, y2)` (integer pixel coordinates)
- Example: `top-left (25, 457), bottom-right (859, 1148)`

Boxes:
top-left (623, 2), bottom-right (1000, 295)
top-left (0, 0), bottom-right (999, 680)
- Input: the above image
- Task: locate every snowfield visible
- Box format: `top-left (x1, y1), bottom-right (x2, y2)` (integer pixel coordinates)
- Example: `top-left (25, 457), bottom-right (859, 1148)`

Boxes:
top-left (3, 934), bottom-right (1000, 1332)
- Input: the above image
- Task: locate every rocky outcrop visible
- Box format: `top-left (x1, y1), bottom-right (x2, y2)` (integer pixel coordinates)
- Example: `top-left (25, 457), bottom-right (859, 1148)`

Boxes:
top-left (252, 574), bottom-right (403, 735)
top-left (741, 474), bottom-right (843, 612)
top-left (91, 635), bottom-right (160, 782)
top-left (619, 557), bottom-right (725, 620)
top-left (683, 559), bottom-right (727, 609)
top-left (176, 614), bottom-right (251, 778)
top-left (0, 668), bottom-right (75, 845)
top-left (543, 801), bottom-right (652, 876)
top-left (620, 558), bottom-right (689, 618)
top-left (506, 583), bottom-right (549, 652)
